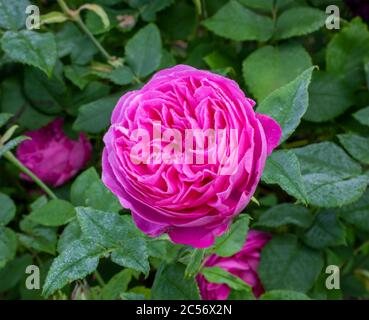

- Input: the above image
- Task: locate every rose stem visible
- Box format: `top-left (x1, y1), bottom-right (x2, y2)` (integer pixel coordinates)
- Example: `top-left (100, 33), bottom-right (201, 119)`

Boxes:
top-left (57, 0), bottom-right (113, 62)
top-left (4, 151), bottom-right (57, 200)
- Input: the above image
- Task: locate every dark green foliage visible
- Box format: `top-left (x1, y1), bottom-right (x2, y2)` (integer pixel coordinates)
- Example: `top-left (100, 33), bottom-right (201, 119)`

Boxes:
top-left (1, 0), bottom-right (369, 300)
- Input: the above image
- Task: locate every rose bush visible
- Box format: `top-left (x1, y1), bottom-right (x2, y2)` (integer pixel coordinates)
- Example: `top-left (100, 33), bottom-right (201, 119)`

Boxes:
top-left (102, 65), bottom-right (281, 248)
top-left (0, 0), bottom-right (369, 301)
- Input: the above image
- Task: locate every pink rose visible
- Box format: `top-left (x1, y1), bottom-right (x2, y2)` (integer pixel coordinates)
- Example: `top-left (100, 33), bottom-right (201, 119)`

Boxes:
top-left (197, 230), bottom-right (271, 299)
top-left (17, 118), bottom-right (92, 187)
top-left (102, 65), bottom-right (281, 248)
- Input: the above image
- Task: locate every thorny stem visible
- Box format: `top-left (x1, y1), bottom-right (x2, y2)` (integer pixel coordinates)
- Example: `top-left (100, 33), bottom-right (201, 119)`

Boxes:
top-left (4, 151), bottom-right (57, 200)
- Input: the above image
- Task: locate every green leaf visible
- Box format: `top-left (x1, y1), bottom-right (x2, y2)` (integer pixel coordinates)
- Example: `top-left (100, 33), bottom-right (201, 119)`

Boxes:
top-left (55, 22), bottom-right (79, 57)
top-left (147, 239), bottom-right (179, 261)
top-left (260, 290), bottom-right (310, 300)
top-left (85, 181), bottom-right (122, 213)
top-left (202, 266), bottom-right (250, 291)
top-left (302, 173), bottom-right (368, 208)
top-left (185, 248), bottom-right (206, 278)
top-left (257, 67), bottom-right (314, 143)
top-left (85, 9), bottom-right (110, 35)
top-left (28, 200), bottom-right (76, 227)
top-left (140, 0), bottom-right (175, 22)
top-left (56, 22), bottom-right (98, 65)
top-left (0, 193), bottom-right (16, 226)
top-left (79, 4), bottom-right (110, 29)
top-left (64, 65), bottom-right (90, 90)
top-left (110, 238), bottom-right (149, 276)
top-left (158, 49), bottom-right (176, 69)
top-left (239, 0), bottom-right (293, 10)
top-left (0, 227), bottom-right (17, 269)
top-left (72, 81), bottom-right (110, 108)
top-left (259, 234), bottom-right (323, 293)
top-left (43, 239), bottom-right (102, 296)
top-left (0, 78), bottom-right (54, 130)
top-left (353, 106), bottom-right (369, 127)
top-left (0, 136), bottom-right (29, 159)
top-left (1, 31), bottom-right (57, 77)
top-left (203, 51), bottom-right (233, 71)
top-left (242, 44), bottom-right (312, 102)
top-left (292, 142), bottom-right (367, 207)
top-left (304, 71), bottom-right (353, 122)
top-left (70, 167), bottom-right (100, 206)
top-left (73, 94), bottom-right (120, 133)
top-left (259, 194), bottom-right (278, 207)
top-left (274, 7), bottom-right (326, 40)
top-left (254, 204), bottom-right (313, 229)
top-left (71, 167), bottom-right (121, 212)
top-left (365, 58), bottom-right (369, 89)
top-left (1, 124), bottom-right (18, 144)
top-left (262, 150), bottom-right (308, 204)
top-left (76, 207), bottom-right (149, 275)
top-left (338, 133), bottom-right (369, 165)
top-left (76, 207), bottom-right (136, 248)
top-left (0, 0), bottom-right (30, 30)
top-left (293, 142), bottom-right (362, 178)
top-left (202, 0), bottom-right (273, 42)
top-left (158, 1), bottom-right (196, 40)
top-left (202, 266), bottom-right (254, 300)
top-left (105, 66), bottom-right (134, 85)
top-left (151, 263), bottom-right (200, 300)
top-left (238, 0), bottom-right (273, 10)
top-left (129, 286), bottom-right (151, 299)
top-left (227, 289), bottom-right (254, 300)
top-left (147, 240), bottom-right (168, 258)
top-left (57, 221), bottom-right (81, 253)
top-left (30, 196), bottom-right (48, 211)
top-left (302, 210), bottom-right (346, 249)
top-left (70, 167), bottom-right (122, 212)
top-left (0, 113), bottom-right (13, 128)
top-left (101, 269), bottom-right (132, 300)
top-left (19, 219), bottom-right (57, 255)
top-left (214, 215), bottom-right (250, 257)
top-left (125, 23), bottom-right (162, 78)
top-left (326, 18), bottom-right (369, 90)
top-left (340, 190), bottom-right (369, 232)
top-left (184, 43), bottom-right (214, 68)
top-left (0, 254), bottom-right (33, 293)
top-left (23, 65), bottom-right (68, 115)
top-left (120, 292), bottom-right (145, 300)
top-left (40, 11), bottom-right (68, 25)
